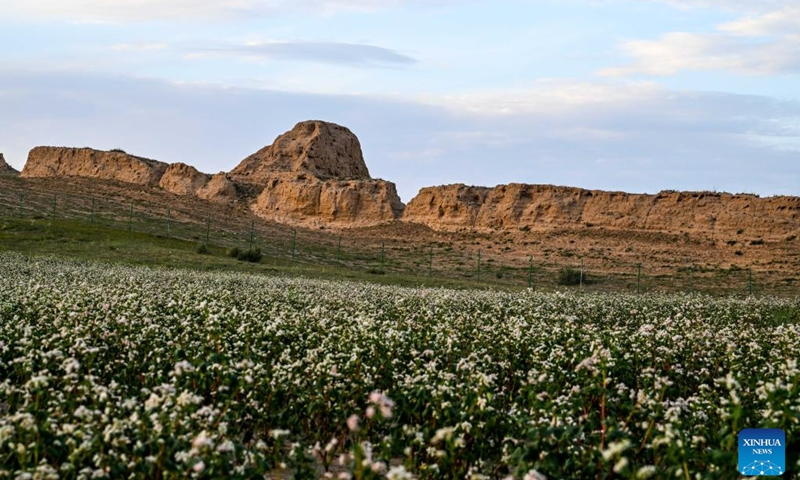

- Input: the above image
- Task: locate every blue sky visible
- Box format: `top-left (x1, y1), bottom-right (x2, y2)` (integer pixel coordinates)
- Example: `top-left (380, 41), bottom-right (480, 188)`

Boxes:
top-left (1, 0), bottom-right (798, 201)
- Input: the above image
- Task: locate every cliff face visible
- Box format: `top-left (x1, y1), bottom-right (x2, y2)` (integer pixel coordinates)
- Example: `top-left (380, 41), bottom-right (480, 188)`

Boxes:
top-left (251, 173), bottom-right (403, 227)
top-left (402, 184), bottom-right (491, 230)
top-left (197, 173), bottom-right (238, 204)
top-left (19, 147), bottom-right (238, 204)
top-left (403, 183), bottom-right (800, 239)
top-left (233, 120), bottom-right (404, 226)
top-left (21, 147), bottom-right (168, 187)
top-left (159, 163), bottom-right (210, 196)
top-left (18, 122), bottom-right (799, 237)
top-left (230, 120), bottom-right (370, 184)
top-left (15, 122), bottom-right (402, 226)
top-left (0, 153), bottom-right (19, 176)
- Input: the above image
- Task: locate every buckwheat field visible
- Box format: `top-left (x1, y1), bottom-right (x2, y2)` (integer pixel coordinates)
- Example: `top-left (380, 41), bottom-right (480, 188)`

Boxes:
top-left (1, 253), bottom-right (798, 479)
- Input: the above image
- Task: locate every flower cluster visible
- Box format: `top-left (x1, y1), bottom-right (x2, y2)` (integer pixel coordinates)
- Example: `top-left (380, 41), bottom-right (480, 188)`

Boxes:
top-left (0, 252), bottom-right (798, 479)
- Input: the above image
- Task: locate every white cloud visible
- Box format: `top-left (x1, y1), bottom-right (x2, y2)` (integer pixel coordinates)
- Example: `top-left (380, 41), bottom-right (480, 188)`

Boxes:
top-left (719, 7), bottom-right (800, 36)
top-left (549, 127), bottom-right (626, 141)
top-left (417, 79), bottom-right (665, 115)
top-left (3, 0), bottom-right (454, 22)
top-left (600, 32), bottom-right (800, 76)
top-left (650, 0), bottom-right (799, 13)
top-left (189, 40), bottom-right (417, 67)
top-left (602, 5), bottom-right (800, 76)
top-left (5, 0), bottom-right (260, 22)
top-left (3, 71), bottom-right (798, 199)
top-left (108, 43), bottom-right (169, 51)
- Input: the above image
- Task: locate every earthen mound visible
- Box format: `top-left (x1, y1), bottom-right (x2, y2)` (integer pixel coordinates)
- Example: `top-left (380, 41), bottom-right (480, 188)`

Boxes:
top-left (0, 153), bottom-right (19, 176)
top-left (251, 173), bottom-right (404, 227)
top-left (403, 183), bottom-right (800, 239)
top-left (402, 184), bottom-right (491, 229)
top-left (21, 147), bottom-right (167, 187)
top-left (159, 163), bottom-right (210, 196)
top-left (197, 173), bottom-right (238, 204)
top-left (230, 120), bottom-right (370, 184)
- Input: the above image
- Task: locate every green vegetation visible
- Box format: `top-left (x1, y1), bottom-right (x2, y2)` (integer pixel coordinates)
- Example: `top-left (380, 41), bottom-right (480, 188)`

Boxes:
top-left (557, 266), bottom-right (584, 286)
top-left (0, 217), bottom-right (518, 291)
top-left (0, 212), bottom-right (790, 296)
top-left (1, 254), bottom-right (798, 478)
top-left (227, 246), bottom-right (264, 263)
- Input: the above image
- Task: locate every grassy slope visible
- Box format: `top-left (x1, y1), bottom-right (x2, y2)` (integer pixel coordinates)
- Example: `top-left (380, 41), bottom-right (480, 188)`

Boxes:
top-left (3, 175), bottom-right (797, 296)
top-left (0, 217), bottom-right (522, 291)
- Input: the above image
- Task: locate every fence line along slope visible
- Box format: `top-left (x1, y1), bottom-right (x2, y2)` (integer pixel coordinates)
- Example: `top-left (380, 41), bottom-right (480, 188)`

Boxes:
top-left (1, 174), bottom-right (798, 295)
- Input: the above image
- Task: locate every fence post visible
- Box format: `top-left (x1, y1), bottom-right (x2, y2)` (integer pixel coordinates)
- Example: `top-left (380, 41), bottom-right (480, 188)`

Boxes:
top-left (337, 235), bottom-right (342, 264)
top-left (249, 220), bottom-right (255, 250)
top-left (428, 245), bottom-right (433, 276)
top-left (580, 259), bottom-right (584, 291)
top-left (380, 241), bottom-right (385, 269)
top-left (528, 255), bottom-right (534, 289)
top-left (51, 194), bottom-right (57, 219)
top-left (748, 269), bottom-right (753, 296)
top-left (690, 266), bottom-right (695, 293)
top-left (637, 263), bottom-right (642, 294)
top-left (17, 194), bottom-right (23, 217)
top-left (291, 229), bottom-right (297, 262)
top-left (128, 203), bottom-right (133, 232)
top-left (477, 250), bottom-right (482, 281)
top-left (205, 217), bottom-right (210, 245)
top-left (166, 208), bottom-right (171, 236)
top-left (90, 198), bottom-right (95, 224)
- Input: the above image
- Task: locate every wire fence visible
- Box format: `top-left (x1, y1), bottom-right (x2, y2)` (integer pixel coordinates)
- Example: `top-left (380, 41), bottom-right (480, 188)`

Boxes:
top-left (0, 176), bottom-right (792, 296)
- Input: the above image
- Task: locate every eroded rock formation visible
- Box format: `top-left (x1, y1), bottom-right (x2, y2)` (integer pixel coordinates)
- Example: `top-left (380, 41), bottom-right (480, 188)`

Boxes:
top-left (403, 183), bottom-right (800, 239)
top-left (159, 163), bottom-right (210, 196)
top-left (402, 184), bottom-right (491, 230)
top-left (197, 173), bottom-right (238, 204)
top-left (234, 120), bottom-right (404, 226)
top-left (16, 121), bottom-right (799, 237)
top-left (21, 147), bottom-right (168, 187)
top-left (230, 120), bottom-right (370, 184)
top-left (0, 153), bottom-right (19, 175)
top-left (17, 121), bottom-right (403, 226)
top-left (19, 147), bottom-right (239, 204)
top-left (251, 173), bottom-right (404, 227)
